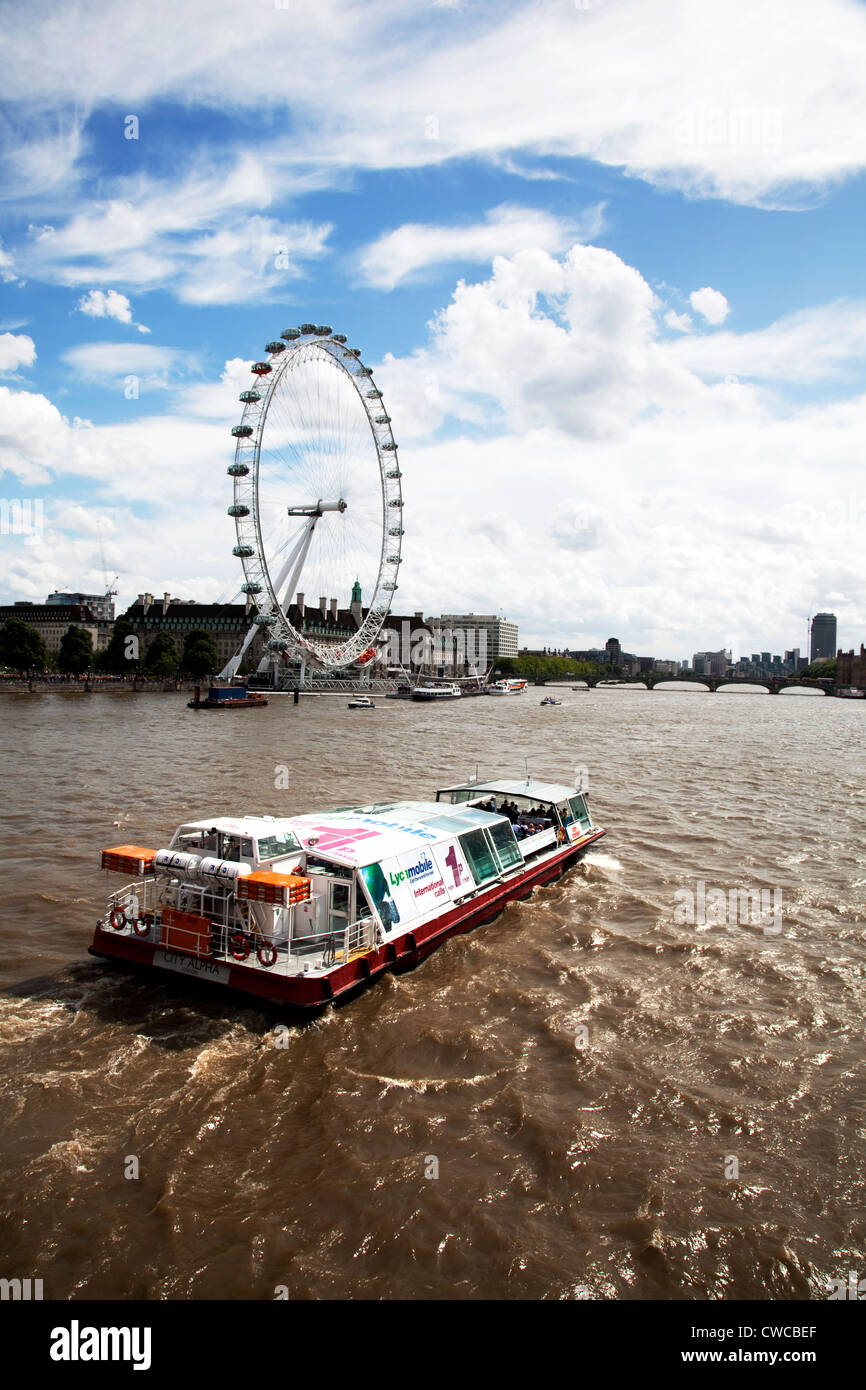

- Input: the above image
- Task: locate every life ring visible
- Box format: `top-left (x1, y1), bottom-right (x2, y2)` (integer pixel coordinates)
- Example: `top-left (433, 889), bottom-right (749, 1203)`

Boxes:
top-left (109, 906), bottom-right (127, 931)
top-left (257, 941), bottom-right (278, 969)
top-left (229, 932), bottom-right (250, 961)
top-left (133, 913), bottom-right (152, 937)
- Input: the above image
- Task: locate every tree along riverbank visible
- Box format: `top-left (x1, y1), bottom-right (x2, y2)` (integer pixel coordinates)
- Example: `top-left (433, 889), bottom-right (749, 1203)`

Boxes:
top-left (0, 676), bottom-right (198, 694)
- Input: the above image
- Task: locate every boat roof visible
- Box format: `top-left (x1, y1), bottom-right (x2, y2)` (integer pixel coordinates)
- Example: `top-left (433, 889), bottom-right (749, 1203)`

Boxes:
top-left (175, 815), bottom-right (300, 838)
top-left (173, 788), bottom-right (581, 869)
top-left (437, 777), bottom-right (580, 803)
top-left (285, 800), bottom-right (508, 868)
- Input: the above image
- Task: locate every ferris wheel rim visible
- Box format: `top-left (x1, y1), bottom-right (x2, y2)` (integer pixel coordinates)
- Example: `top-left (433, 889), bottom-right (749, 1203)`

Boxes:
top-left (227, 329), bottom-right (403, 668)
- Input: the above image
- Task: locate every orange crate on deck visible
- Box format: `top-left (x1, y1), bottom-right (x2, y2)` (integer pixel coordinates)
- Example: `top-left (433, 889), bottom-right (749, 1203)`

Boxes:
top-left (236, 871), bottom-right (311, 906)
top-left (159, 907), bottom-right (212, 957)
top-left (101, 845), bottom-right (156, 875)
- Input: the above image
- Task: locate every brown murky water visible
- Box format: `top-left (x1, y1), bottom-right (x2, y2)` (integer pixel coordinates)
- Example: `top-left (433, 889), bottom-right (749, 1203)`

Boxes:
top-left (0, 687), bottom-right (863, 1300)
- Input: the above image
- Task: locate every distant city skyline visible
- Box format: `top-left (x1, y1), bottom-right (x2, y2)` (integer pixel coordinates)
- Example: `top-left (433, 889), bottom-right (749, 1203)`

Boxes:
top-left (2, 580), bottom-right (856, 673)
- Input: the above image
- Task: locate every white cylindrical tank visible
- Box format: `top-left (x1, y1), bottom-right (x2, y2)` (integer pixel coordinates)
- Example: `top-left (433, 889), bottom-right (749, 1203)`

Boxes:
top-left (153, 850), bottom-right (252, 884)
top-left (153, 849), bottom-right (202, 878)
top-left (198, 856), bottom-right (252, 883)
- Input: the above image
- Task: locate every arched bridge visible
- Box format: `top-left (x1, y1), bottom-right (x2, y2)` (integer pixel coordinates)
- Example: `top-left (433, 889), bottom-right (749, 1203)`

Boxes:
top-left (546, 674), bottom-right (833, 694)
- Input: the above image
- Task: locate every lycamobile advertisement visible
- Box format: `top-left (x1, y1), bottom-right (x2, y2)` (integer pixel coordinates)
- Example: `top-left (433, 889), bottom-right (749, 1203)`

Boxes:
top-left (362, 839), bottom-right (475, 928)
top-left (432, 839), bottom-right (474, 898)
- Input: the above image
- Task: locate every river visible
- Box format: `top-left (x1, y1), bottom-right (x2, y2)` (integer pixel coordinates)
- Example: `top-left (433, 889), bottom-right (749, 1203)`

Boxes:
top-left (0, 687), bottom-right (863, 1299)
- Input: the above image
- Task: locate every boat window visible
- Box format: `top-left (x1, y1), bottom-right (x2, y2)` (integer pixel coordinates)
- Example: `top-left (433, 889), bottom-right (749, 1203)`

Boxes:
top-left (221, 835), bottom-right (256, 863)
top-left (171, 826), bottom-right (217, 853)
top-left (487, 819), bottom-right (523, 869)
top-left (331, 881), bottom-right (351, 914)
top-left (257, 829), bottom-right (301, 860)
top-left (305, 857), bottom-right (353, 879)
top-left (557, 800), bottom-right (574, 826)
top-left (458, 828), bottom-right (499, 884)
top-left (569, 795), bottom-right (591, 829)
top-left (440, 789), bottom-right (475, 804)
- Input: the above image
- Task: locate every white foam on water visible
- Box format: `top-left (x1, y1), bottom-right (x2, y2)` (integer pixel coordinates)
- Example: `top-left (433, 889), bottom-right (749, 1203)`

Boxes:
top-left (582, 850), bottom-right (624, 872)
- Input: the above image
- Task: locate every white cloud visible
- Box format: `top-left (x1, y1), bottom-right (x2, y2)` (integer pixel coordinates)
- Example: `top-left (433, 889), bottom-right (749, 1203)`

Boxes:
top-left (664, 309), bottom-right (692, 332)
top-left (76, 288), bottom-right (150, 334)
top-left (357, 203), bottom-right (605, 289)
top-left (3, 0), bottom-right (866, 209)
top-left (665, 300), bottom-right (866, 383)
top-left (0, 241), bottom-right (18, 283)
top-left (0, 384), bottom-right (79, 485)
top-left (0, 116), bottom-right (86, 201)
top-left (14, 156), bottom-right (333, 304)
top-left (61, 342), bottom-right (188, 391)
top-left (690, 286), bottom-right (730, 325)
top-left (373, 243), bottom-right (866, 651)
top-left (0, 332), bottom-right (36, 373)
top-left (378, 243), bottom-right (684, 440)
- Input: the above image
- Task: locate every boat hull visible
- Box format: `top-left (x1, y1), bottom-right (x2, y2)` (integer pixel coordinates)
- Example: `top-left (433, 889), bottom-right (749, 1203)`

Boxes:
top-left (187, 699), bottom-right (269, 709)
top-left (89, 828), bottom-right (605, 1013)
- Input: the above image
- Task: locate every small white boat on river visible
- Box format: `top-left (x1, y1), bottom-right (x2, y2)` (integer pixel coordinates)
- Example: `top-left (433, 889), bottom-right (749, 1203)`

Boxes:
top-left (487, 679), bottom-right (528, 695)
top-left (410, 681), bottom-right (462, 701)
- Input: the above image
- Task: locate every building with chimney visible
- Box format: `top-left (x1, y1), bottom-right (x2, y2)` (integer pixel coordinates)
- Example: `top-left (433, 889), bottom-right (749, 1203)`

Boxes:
top-left (836, 644), bottom-right (866, 689)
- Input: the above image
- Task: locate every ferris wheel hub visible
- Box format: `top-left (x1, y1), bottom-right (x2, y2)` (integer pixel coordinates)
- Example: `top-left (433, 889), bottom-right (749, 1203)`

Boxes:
top-left (286, 498), bottom-right (348, 517)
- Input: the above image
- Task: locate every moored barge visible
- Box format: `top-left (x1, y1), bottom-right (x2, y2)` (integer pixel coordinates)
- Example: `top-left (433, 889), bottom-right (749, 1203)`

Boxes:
top-left (188, 682), bottom-right (268, 709)
top-left (90, 777), bottom-right (604, 1011)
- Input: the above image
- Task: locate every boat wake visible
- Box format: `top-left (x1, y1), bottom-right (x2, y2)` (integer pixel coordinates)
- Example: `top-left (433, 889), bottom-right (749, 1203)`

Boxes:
top-left (581, 850), bottom-right (624, 872)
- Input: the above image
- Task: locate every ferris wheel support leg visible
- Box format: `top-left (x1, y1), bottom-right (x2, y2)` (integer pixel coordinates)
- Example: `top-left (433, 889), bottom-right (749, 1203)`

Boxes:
top-left (278, 515), bottom-right (319, 613)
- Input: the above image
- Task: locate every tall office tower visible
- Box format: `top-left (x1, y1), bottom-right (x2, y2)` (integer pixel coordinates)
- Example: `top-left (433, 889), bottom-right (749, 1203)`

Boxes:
top-left (810, 613), bottom-right (837, 662)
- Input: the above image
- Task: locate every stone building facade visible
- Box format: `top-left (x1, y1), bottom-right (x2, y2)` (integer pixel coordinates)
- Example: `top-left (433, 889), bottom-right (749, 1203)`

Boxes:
top-left (836, 644), bottom-right (866, 688)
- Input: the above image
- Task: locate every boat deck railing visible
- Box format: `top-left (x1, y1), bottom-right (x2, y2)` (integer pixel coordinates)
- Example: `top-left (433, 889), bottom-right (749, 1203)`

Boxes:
top-left (101, 881), bottom-right (378, 977)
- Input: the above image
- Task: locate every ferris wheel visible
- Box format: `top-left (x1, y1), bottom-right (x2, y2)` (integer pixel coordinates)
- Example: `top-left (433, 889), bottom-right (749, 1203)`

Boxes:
top-left (226, 325), bottom-right (403, 670)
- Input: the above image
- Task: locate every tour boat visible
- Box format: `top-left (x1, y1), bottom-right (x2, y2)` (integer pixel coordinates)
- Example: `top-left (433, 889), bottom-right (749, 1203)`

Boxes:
top-left (410, 681), bottom-right (462, 701)
top-left (188, 682), bottom-right (268, 709)
top-left (487, 679), bottom-right (527, 695)
top-left (90, 777), bottom-right (605, 1012)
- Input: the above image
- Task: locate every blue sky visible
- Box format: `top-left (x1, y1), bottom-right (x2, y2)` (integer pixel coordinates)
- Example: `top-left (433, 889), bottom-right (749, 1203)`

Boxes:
top-left (2, 0), bottom-right (866, 660)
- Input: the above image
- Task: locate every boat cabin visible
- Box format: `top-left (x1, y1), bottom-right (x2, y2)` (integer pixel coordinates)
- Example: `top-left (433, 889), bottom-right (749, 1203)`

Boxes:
top-left (436, 777), bottom-right (592, 847)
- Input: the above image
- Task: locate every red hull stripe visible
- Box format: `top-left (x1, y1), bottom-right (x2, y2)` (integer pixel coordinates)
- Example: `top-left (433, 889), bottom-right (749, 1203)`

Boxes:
top-left (90, 830), bottom-right (605, 1010)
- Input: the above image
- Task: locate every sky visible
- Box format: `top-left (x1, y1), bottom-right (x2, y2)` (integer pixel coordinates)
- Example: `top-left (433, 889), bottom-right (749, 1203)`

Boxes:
top-left (1, 0), bottom-right (865, 661)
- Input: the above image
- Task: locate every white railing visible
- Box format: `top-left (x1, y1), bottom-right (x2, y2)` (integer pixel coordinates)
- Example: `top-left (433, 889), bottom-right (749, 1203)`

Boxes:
top-left (100, 881), bottom-right (377, 976)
